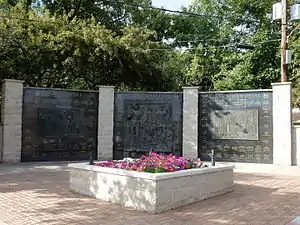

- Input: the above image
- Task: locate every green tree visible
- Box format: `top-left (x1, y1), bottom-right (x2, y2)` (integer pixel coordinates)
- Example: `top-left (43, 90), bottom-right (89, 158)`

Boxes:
top-left (0, 2), bottom-right (178, 90)
top-left (183, 0), bottom-right (299, 106)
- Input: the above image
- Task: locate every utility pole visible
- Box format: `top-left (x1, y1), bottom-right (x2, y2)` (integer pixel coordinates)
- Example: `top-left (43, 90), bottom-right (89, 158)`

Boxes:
top-left (281, 0), bottom-right (288, 82)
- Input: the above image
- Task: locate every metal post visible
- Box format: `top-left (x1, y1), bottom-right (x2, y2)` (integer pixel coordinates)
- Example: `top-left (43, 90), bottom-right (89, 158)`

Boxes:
top-left (281, 0), bottom-right (288, 82)
top-left (89, 151), bottom-right (94, 165)
top-left (211, 150), bottom-right (215, 166)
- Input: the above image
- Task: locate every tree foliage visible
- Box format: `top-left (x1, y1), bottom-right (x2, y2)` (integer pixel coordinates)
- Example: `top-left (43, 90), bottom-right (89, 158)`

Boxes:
top-left (0, 1), bottom-right (181, 90)
top-left (0, 0), bottom-right (299, 106)
top-left (181, 0), bottom-right (299, 106)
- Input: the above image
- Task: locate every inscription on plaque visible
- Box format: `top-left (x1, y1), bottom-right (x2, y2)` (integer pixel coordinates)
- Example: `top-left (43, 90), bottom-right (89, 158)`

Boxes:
top-left (198, 91), bottom-right (273, 164)
top-left (210, 109), bottom-right (259, 140)
top-left (114, 92), bottom-right (183, 160)
top-left (22, 88), bottom-right (98, 162)
top-left (38, 108), bottom-right (86, 137)
top-left (124, 102), bottom-right (175, 152)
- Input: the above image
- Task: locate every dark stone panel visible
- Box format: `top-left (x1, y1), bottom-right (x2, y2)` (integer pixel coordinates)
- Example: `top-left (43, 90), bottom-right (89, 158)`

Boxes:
top-left (113, 92), bottom-right (183, 160)
top-left (198, 91), bottom-right (273, 164)
top-left (22, 88), bottom-right (98, 162)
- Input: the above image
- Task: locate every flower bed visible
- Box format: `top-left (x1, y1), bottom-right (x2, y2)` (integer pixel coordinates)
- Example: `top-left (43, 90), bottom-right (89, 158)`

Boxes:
top-left (69, 154), bottom-right (234, 213)
top-left (93, 152), bottom-right (207, 173)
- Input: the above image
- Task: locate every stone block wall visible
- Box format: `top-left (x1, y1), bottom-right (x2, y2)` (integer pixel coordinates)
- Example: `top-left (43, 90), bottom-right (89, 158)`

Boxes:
top-left (0, 79), bottom-right (24, 163)
top-left (98, 86), bottom-right (115, 161)
top-left (183, 87), bottom-right (198, 159)
top-left (0, 124), bottom-right (2, 162)
top-left (155, 167), bottom-right (233, 213)
top-left (272, 82), bottom-right (292, 166)
top-left (0, 79), bottom-right (298, 166)
top-left (69, 166), bottom-right (157, 212)
top-left (292, 125), bottom-right (300, 166)
top-left (69, 163), bottom-right (234, 213)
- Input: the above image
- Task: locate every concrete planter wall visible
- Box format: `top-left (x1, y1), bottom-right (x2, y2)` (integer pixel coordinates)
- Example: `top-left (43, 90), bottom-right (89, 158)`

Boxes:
top-left (68, 163), bottom-right (234, 213)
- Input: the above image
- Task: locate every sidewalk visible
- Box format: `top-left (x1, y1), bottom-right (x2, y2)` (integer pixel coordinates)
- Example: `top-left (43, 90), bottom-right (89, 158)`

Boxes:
top-left (0, 162), bottom-right (300, 225)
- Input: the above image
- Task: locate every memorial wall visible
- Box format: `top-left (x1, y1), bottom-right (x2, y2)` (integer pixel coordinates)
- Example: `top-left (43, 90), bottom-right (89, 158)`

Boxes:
top-left (198, 91), bottom-right (273, 163)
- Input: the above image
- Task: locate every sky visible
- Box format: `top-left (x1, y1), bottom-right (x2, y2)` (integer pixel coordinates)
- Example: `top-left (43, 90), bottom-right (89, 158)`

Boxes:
top-left (151, 0), bottom-right (191, 11)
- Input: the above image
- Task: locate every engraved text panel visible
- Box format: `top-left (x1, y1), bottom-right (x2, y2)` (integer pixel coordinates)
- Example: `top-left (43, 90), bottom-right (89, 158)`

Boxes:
top-left (198, 91), bottom-right (273, 163)
top-left (22, 88), bottom-right (98, 162)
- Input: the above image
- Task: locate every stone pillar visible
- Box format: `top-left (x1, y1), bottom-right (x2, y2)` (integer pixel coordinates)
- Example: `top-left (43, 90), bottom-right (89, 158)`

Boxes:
top-left (182, 87), bottom-right (199, 159)
top-left (292, 125), bottom-right (300, 166)
top-left (272, 82), bottom-right (292, 166)
top-left (1, 79), bottom-right (24, 163)
top-left (0, 124), bottom-right (2, 162)
top-left (98, 86), bottom-right (114, 161)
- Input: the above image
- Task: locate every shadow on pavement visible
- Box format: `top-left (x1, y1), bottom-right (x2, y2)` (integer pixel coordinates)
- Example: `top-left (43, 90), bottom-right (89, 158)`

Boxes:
top-left (0, 166), bottom-right (300, 225)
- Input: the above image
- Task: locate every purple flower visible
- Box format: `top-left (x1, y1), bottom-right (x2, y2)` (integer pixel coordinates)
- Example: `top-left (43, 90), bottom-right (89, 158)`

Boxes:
top-left (93, 152), bottom-right (206, 173)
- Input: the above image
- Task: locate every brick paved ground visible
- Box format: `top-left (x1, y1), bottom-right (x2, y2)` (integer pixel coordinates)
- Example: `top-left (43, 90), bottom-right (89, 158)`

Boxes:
top-left (0, 163), bottom-right (300, 225)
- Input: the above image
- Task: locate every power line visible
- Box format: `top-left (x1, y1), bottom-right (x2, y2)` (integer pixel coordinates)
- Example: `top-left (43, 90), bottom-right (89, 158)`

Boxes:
top-left (146, 39), bottom-right (281, 51)
top-left (158, 37), bottom-right (231, 44)
top-left (170, 38), bottom-right (281, 46)
top-left (0, 1), bottom-right (263, 26)
top-left (0, 14), bottom-right (280, 49)
top-left (97, 0), bottom-right (261, 24)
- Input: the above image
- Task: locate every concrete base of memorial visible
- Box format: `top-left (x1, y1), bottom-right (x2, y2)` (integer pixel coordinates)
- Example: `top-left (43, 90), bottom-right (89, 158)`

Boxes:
top-left (68, 163), bottom-right (234, 213)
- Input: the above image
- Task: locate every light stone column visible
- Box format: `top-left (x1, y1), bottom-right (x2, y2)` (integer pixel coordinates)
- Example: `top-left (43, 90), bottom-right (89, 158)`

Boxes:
top-left (182, 87), bottom-right (199, 159)
top-left (1, 79), bottom-right (24, 163)
top-left (98, 86), bottom-right (114, 161)
top-left (292, 125), bottom-right (300, 166)
top-left (272, 82), bottom-right (292, 166)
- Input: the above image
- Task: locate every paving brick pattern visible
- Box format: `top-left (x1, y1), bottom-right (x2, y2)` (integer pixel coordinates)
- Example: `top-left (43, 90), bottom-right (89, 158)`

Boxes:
top-left (0, 163), bottom-right (300, 225)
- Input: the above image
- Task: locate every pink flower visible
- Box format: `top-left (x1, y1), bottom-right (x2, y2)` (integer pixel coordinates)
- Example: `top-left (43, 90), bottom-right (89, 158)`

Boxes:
top-left (93, 153), bottom-right (205, 173)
